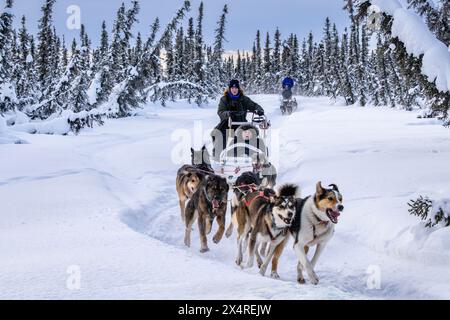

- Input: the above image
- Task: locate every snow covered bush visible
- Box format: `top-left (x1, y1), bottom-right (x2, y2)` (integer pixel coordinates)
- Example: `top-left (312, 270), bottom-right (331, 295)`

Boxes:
top-left (67, 111), bottom-right (104, 135)
top-left (408, 196), bottom-right (450, 228)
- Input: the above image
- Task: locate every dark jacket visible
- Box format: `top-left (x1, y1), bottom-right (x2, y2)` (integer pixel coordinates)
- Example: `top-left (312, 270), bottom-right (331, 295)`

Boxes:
top-left (217, 90), bottom-right (264, 123)
top-left (282, 88), bottom-right (293, 100)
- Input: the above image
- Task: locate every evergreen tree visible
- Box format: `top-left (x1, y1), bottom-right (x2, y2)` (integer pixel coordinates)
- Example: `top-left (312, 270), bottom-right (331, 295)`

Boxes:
top-left (340, 28), bottom-right (355, 105)
top-left (375, 34), bottom-right (392, 107)
top-left (305, 32), bottom-right (315, 95)
top-left (322, 17), bottom-right (333, 96)
top-left (194, 2), bottom-right (204, 85)
top-left (173, 27), bottom-right (185, 82)
top-left (36, 0), bottom-right (56, 91)
top-left (329, 24), bottom-right (342, 99)
top-left (210, 4), bottom-right (228, 93)
top-left (358, 23), bottom-right (369, 106)
top-left (263, 32), bottom-right (272, 92)
top-left (0, 0), bottom-right (17, 114)
top-left (407, 0), bottom-right (450, 46)
top-left (272, 28), bottom-right (282, 91)
top-left (114, 1), bottom-right (190, 115)
top-left (15, 15), bottom-right (35, 105)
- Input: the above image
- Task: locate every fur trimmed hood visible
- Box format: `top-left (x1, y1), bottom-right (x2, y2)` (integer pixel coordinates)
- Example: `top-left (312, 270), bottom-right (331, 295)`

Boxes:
top-left (224, 89), bottom-right (245, 97)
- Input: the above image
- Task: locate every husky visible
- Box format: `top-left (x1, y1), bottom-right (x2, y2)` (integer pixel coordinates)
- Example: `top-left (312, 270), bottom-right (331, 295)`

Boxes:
top-left (225, 171), bottom-right (261, 239)
top-left (271, 182), bottom-right (344, 285)
top-left (191, 146), bottom-right (214, 174)
top-left (184, 174), bottom-right (229, 253)
top-left (251, 153), bottom-right (277, 189)
top-left (176, 165), bottom-right (205, 222)
top-left (233, 184), bottom-right (297, 278)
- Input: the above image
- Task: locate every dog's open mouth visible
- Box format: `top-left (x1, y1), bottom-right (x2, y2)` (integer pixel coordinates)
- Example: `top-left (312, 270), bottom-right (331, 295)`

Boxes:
top-left (326, 209), bottom-right (340, 224)
top-left (278, 214), bottom-right (292, 226)
top-left (212, 200), bottom-right (221, 209)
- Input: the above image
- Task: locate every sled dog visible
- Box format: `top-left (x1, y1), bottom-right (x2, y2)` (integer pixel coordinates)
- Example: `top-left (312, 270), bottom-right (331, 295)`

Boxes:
top-left (184, 174), bottom-right (229, 253)
top-left (233, 184), bottom-right (297, 279)
top-left (176, 165), bottom-right (205, 222)
top-left (191, 146), bottom-right (214, 173)
top-left (271, 182), bottom-right (344, 284)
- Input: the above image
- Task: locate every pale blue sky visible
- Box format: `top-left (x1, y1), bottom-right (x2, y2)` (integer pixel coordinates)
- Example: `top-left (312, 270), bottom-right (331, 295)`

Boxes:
top-left (8, 0), bottom-right (349, 50)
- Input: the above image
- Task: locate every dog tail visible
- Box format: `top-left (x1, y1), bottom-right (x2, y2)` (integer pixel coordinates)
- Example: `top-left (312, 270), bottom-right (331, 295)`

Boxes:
top-left (278, 184), bottom-right (299, 197)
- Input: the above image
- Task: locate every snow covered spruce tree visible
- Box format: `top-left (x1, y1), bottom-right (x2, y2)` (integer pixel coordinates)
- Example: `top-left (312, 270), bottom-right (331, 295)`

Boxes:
top-left (206, 4), bottom-right (229, 96)
top-left (0, 0), bottom-right (18, 115)
top-left (14, 16), bottom-right (37, 108)
top-left (406, 0), bottom-right (450, 47)
top-left (355, 0), bottom-right (450, 124)
top-left (106, 1), bottom-right (192, 114)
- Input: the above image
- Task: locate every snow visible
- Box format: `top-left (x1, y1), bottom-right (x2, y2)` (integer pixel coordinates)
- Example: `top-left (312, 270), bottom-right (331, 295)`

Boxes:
top-left (87, 72), bottom-right (101, 105)
top-left (10, 110), bottom-right (101, 136)
top-left (0, 114), bottom-right (28, 145)
top-left (26, 53), bottom-right (33, 63)
top-left (0, 82), bottom-right (17, 102)
top-left (1, 95), bottom-right (450, 299)
top-left (370, 0), bottom-right (450, 92)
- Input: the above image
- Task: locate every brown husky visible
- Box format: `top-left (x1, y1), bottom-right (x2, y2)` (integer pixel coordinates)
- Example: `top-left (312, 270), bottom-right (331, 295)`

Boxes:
top-left (184, 174), bottom-right (229, 253)
top-left (176, 165), bottom-right (204, 222)
top-left (233, 184), bottom-right (298, 276)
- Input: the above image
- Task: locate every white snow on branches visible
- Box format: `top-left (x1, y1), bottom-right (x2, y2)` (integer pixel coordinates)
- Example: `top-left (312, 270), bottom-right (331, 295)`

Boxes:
top-left (370, 0), bottom-right (450, 92)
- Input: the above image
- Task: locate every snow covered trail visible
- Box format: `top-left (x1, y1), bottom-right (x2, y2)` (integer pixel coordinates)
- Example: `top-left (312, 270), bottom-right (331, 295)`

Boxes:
top-left (1, 96), bottom-right (450, 299)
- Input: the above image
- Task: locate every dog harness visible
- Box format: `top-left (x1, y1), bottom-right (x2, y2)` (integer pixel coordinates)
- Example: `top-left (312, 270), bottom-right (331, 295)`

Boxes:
top-left (233, 183), bottom-right (259, 198)
top-left (242, 191), bottom-right (270, 208)
top-left (265, 220), bottom-right (288, 241)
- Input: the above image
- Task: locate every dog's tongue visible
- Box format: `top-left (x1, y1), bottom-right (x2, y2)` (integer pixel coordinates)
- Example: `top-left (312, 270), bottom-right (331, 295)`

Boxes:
top-left (331, 210), bottom-right (340, 221)
top-left (212, 200), bottom-right (220, 209)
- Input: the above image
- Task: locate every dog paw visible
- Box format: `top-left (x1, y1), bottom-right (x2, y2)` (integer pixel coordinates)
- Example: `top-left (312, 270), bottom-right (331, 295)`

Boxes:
top-left (297, 277), bottom-right (306, 284)
top-left (259, 267), bottom-right (268, 277)
top-left (184, 238), bottom-right (191, 248)
top-left (271, 272), bottom-right (280, 280)
top-left (213, 235), bottom-right (222, 244)
top-left (308, 272), bottom-right (319, 285)
top-left (200, 247), bottom-right (210, 253)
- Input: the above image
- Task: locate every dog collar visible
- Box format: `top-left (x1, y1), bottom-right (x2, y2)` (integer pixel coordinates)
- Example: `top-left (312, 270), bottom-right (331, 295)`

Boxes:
top-left (265, 220), bottom-right (287, 241)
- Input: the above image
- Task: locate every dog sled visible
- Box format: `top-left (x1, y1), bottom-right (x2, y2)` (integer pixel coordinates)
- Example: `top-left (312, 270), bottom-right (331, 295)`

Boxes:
top-left (210, 113), bottom-right (271, 185)
top-left (280, 97), bottom-right (298, 116)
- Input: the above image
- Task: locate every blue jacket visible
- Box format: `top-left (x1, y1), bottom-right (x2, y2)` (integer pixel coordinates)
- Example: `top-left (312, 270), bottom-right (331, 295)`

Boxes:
top-left (282, 77), bottom-right (294, 89)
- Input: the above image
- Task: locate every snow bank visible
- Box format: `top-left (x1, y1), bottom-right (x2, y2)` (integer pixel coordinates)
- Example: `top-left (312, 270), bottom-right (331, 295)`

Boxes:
top-left (370, 0), bottom-right (450, 92)
top-left (12, 116), bottom-right (70, 135)
top-left (393, 196), bottom-right (450, 265)
top-left (10, 110), bottom-right (101, 135)
top-left (0, 115), bottom-right (5, 133)
top-left (0, 115), bottom-right (28, 144)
